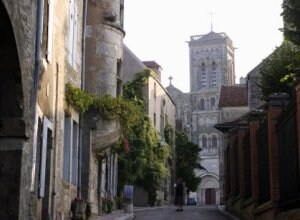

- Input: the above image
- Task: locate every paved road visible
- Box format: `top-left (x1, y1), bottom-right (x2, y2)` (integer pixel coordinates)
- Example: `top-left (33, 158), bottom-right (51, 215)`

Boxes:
top-left (134, 205), bottom-right (233, 220)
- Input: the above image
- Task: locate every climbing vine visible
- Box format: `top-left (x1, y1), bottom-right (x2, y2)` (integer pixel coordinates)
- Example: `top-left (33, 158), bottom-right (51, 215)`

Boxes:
top-left (117, 69), bottom-right (173, 206)
top-left (65, 83), bottom-right (143, 134)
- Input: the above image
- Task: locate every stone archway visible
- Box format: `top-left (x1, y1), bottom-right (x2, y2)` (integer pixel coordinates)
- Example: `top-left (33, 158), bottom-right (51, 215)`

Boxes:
top-left (0, 2), bottom-right (24, 219)
top-left (0, 2), bottom-right (23, 122)
top-left (198, 174), bottom-right (220, 205)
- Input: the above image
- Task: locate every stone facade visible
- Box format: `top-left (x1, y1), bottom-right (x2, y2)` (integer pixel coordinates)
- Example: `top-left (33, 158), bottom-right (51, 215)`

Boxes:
top-left (81, 0), bottom-right (125, 215)
top-left (0, 0), bottom-right (125, 219)
top-left (246, 63), bottom-right (265, 110)
top-left (167, 31), bottom-right (241, 205)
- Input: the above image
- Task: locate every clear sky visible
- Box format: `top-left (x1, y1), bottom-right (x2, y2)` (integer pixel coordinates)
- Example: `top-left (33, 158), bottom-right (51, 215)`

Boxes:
top-left (123, 0), bottom-right (284, 93)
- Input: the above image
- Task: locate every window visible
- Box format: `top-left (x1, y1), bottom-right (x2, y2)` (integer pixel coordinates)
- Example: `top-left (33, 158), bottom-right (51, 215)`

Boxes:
top-left (31, 116), bottom-right (53, 197)
top-left (211, 97), bottom-right (216, 109)
top-left (68, 0), bottom-right (78, 69)
top-left (200, 63), bottom-right (206, 89)
top-left (212, 62), bottom-right (216, 71)
top-left (200, 99), bottom-right (205, 110)
top-left (71, 121), bottom-right (78, 185)
top-left (202, 136), bottom-right (207, 148)
top-left (46, 0), bottom-right (54, 61)
top-left (63, 116), bottom-right (71, 181)
top-left (201, 63), bottom-right (205, 72)
top-left (63, 115), bottom-right (79, 185)
top-left (212, 136), bottom-right (217, 148)
top-left (154, 82), bottom-right (157, 98)
top-left (153, 113), bottom-right (156, 127)
top-left (211, 62), bottom-right (217, 87)
top-left (116, 59), bottom-right (122, 96)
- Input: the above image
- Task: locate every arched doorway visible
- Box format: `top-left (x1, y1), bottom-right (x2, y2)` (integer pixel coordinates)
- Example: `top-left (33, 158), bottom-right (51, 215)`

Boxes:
top-left (198, 174), bottom-right (220, 205)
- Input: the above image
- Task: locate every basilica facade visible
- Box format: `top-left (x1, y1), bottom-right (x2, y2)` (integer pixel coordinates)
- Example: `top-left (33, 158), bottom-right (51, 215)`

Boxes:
top-left (167, 31), bottom-right (237, 205)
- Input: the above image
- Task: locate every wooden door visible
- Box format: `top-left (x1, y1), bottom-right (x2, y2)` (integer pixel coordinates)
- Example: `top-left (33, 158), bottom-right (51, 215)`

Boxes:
top-left (205, 188), bottom-right (216, 204)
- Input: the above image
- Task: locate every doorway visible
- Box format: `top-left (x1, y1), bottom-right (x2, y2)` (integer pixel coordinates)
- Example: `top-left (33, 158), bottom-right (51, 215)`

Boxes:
top-left (205, 188), bottom-right (216, 204)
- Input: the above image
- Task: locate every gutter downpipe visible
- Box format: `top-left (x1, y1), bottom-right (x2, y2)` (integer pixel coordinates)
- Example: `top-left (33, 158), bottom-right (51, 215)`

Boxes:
top-left (32, 1), bottom-right (43, 117)
top-left (78, 0), bottom-right (88, 199)
top-left (30, 0), bottom-right (44, 196)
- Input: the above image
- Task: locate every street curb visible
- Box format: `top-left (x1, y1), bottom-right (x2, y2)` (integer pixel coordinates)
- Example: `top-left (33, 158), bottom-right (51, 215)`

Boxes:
top-left (217, 205), bottom-right (240, 220)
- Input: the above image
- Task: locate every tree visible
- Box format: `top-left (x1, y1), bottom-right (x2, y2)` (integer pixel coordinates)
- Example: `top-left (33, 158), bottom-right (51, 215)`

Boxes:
top-left (281, 0), bottom-right (300, 45)
top-left (256, 41), bottom-right (300, 100)
top-left (175, 131), bottom-right (202, 192)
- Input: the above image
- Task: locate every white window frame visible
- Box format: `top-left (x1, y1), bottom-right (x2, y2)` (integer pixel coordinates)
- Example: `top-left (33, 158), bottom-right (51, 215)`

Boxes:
top-left (68, 0), bottom-right (78, 69)
top-left (39, 117), bottom-right (53, 198)
top-left (46, 0), bottom-right (54, 62)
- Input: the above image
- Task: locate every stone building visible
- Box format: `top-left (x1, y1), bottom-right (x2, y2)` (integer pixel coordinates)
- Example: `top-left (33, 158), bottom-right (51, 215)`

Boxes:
top-left (81, 0), bottom-right (125, 215)
top-left (246, 63), bottom-right (265, 110)
top-left (123, 45), bottom-right (176, 206)
top-left (167, 31), bottom-right (238, 205)
top-left (0, 0), bottom-right (125, 219)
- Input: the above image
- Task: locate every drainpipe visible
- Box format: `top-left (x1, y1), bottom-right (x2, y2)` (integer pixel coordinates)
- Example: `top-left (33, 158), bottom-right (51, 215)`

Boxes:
top-left (32, 0), bottom-right (43, 115)
top-left (30, 0), bottom-right (44, 197)
top-left (78, 0), bottom-right (88, 199)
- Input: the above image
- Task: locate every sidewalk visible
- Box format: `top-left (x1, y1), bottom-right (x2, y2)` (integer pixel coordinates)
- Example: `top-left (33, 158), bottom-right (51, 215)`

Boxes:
top-left (91, 205), bottom-right (240, 220)
top-left (217, 205), bottom-right (240, 220)
top-left (90, 209), bottom-right (133, 220)
top-left (90, 205), bottom-right (169, 220)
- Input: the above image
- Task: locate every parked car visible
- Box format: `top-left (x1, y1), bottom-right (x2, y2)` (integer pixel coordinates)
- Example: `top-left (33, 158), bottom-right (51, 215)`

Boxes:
top-left (186, 197), bottom-right (197, 205)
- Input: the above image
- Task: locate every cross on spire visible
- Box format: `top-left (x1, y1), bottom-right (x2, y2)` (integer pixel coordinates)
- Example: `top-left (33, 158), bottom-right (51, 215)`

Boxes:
top-left (209, 10), bottom-right (215, 32)
top-left (168, 75), bottom-right (173, 85)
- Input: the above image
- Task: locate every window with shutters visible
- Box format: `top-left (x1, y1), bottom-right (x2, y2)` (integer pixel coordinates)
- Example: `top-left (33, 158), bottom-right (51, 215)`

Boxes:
top-left (63, 114), bottom-right (79, 185)
top-left (42, 0), bottom-right (54, 62)
top-left (32, 117), bottom-right (53, 198)
top-left (71, 121), bottom-right (78, 185)
top-left (68, 0), bottom-right (78, 69)
top-left (63, 116), bottom-right (71, 181)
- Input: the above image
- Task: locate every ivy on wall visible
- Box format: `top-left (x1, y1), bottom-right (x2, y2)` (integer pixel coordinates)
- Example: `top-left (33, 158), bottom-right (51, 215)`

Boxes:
top-left (65, 83), bottom-right (143, 133)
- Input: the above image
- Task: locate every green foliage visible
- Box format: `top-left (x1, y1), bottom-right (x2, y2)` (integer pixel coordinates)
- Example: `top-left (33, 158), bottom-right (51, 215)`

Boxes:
top-left (281, 0), bottom-right (300, 45)
top-left (256, 41), bottom-right (300, 100)
top-left (65, 83), bottom-right (143, 134)
top-left (175, 131), bottom-right (202, 192)
top-left (117, 116), bottom-right (172, 203)
top-left (117, 70), bottom-right (172, 205)
top-left (122, 69), bottom-right (150, 108)
top-left (65, 83), bottom-right (94, 112)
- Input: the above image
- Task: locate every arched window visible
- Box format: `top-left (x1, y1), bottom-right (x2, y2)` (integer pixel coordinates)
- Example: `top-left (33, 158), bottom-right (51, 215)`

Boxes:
top-left (211, 62), bottom-right (217, 87)
top-left (211, 136), bottom-right (217, 148)
top-left (200, 98), bottom-right (205, 110)
top-left (212, 62), bottom-right (216, 71)
top-left (201, 63), bottom-right (206, 88)
top-left (211, 97), bottom-right (215, 109)
top-left (202, 136), bottom-right (207, 148)
top-left (201, 63), bottom-right (205, 72)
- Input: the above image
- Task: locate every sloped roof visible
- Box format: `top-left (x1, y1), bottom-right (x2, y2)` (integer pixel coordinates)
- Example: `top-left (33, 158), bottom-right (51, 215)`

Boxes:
top-left (190, 31), bottom-right (228, 43)
top-left (143, 61), bottom-right (161, 69)
top-left (219, 85), bottom-right (248, 107)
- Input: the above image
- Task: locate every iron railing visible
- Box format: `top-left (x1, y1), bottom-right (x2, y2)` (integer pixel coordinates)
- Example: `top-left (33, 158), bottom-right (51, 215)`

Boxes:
top-left (256, 117), bottom-right (270, 204)
top-left (277, 98), bottom-right (300, 210)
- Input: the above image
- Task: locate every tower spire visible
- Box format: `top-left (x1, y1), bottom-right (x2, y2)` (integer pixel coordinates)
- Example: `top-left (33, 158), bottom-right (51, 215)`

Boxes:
top-left (209, 10), bottom-right (215, 32)
top-left (168, 75), bottom-right (173, 85)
